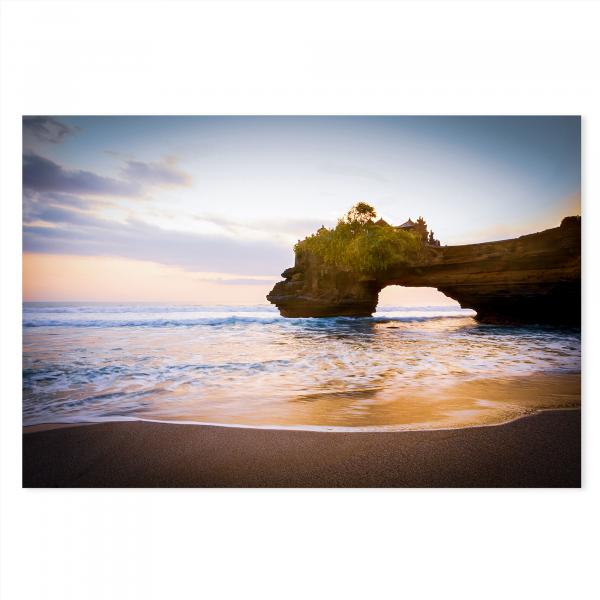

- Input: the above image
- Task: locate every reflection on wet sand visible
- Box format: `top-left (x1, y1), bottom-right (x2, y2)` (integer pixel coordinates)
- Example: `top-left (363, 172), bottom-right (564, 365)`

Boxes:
top-left (135, 372), bottom-right (580, 432)
top-left (287, 372), bottom-right (581, 430)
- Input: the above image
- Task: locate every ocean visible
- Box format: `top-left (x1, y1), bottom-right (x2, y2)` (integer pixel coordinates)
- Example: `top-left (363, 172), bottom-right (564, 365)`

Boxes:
top-left (22, 302), bottom-right (581, 431)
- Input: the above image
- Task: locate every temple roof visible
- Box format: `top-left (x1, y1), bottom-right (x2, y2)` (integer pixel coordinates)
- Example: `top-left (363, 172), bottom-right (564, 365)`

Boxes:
top-left (398, 218), bottom-right (416, 228)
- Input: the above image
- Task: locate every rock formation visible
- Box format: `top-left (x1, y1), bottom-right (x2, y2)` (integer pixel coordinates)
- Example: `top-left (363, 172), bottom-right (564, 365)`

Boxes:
top-left (267, 217), bottom-right (581, 325)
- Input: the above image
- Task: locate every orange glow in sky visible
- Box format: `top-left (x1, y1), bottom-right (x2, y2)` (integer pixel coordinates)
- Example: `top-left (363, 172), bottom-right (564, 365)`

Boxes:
top-left (23, 254), bottom-right (276, 304)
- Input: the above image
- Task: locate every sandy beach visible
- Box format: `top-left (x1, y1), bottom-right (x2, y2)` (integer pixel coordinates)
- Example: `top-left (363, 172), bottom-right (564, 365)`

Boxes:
top-left (23, 408), bottom-right (580, 488)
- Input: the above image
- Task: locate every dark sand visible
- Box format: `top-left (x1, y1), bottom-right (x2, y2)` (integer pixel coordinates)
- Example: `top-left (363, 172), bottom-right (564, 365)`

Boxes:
top-left (23, 409), bottom-right (580, 488)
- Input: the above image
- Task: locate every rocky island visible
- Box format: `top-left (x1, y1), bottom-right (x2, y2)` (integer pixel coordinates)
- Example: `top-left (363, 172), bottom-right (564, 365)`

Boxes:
top-left (267, 205), bottom-right (581, 325)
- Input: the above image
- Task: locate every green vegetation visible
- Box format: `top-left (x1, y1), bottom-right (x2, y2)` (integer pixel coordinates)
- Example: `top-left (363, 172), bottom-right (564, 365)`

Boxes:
top-left (294, 203), bottom-right (421, 274)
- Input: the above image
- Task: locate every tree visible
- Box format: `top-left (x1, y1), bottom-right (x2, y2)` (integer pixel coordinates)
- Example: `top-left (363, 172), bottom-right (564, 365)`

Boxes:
top-left (345, 202), bottom-right (376, 225)
top-left (294, 204), bottom-right (420, 274)
top-left (415, 216), bottom-right (428, 244)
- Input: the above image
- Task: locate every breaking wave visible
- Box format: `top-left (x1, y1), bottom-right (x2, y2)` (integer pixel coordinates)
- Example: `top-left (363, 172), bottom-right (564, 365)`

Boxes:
top-left (23, 303), bottom-right (474, 328)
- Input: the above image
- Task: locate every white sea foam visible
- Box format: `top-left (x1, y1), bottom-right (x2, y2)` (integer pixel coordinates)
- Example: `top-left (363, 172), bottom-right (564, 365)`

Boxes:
top-left (22, 302), bottom-right (580, 428)
top-left (22, 303), bottom-right (473, 327)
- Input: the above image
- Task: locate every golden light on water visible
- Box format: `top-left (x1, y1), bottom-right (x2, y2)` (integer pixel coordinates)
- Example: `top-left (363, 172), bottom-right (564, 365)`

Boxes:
top-left (23, 307), bottom-right (581, 431)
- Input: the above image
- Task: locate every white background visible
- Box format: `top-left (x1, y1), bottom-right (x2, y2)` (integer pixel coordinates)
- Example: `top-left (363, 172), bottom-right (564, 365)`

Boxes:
top-left (1, 1), bottom-right (598, 599)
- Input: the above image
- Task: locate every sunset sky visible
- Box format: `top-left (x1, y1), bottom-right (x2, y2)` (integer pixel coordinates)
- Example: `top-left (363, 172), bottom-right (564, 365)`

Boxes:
top-left (23, 116), bottom-right (581, 304)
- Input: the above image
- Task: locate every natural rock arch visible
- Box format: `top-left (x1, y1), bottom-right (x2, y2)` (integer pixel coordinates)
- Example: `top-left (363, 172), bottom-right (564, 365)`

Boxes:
top-left (267, 217), bottom-right (581, 325)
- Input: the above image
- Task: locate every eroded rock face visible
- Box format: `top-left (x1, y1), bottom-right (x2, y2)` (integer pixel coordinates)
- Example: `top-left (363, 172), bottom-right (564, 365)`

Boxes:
top-left (267, 217), bottom-right (581, 325)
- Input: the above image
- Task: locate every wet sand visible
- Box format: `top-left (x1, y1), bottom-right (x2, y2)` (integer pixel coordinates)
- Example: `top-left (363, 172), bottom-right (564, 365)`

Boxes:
top-left (23, 409), bottom-right (580, 487)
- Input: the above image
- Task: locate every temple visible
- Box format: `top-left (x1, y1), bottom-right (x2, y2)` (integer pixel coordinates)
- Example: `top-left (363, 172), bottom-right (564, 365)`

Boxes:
top-left (378, 215), bottom-right (441, 247)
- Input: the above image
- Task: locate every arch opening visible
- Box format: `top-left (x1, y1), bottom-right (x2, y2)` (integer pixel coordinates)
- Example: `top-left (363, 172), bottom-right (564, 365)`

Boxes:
top-left (376, 285), bottom-right (460, 310)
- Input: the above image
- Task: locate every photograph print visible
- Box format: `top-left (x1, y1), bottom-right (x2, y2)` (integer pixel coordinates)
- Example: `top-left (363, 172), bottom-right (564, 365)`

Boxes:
top-left (22, 115), bottom-right (581, 487)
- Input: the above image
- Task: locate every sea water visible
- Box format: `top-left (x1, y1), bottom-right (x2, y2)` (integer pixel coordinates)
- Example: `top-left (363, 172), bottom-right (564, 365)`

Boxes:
top-left (22, 303), bottom-right (581, 430)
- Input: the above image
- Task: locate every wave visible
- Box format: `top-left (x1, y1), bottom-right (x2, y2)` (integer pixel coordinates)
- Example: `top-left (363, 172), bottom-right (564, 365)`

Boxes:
top-left (23, 316), bottom-right (282, 328)
top-left (22, 303), bottom-right (476, 328)
top-left (23, 312), bottom-right (475, 328)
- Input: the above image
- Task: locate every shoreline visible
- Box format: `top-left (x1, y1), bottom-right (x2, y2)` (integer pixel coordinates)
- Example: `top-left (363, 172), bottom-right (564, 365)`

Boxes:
top-left (23, 404), bottom-right (582, 435)
top-left (23, 408), bottom-right (581, 487)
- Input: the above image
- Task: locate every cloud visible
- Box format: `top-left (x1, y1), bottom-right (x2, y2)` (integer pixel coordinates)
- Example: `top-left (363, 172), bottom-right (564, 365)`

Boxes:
top-left (196, 277), bottom-right (277, 286)
top-left (23, 208), bottom-right (292, 276)
top-left (23, 153), bottom-right (193, 198)
top-left (36, 191), bottom-right (104, 210)
top-left (23, 153), bottom-right (141, 197)
top-left (23, 117), bottom-right (79, 146)
top-left (23, 190), bottom-right (108, 221)
top-left (193, 213), bottom-right (326, 241)
top-left (20, 145), bottom-right (296, 277)
top-left (24, 202), bottom-right (104, 228)
top-left (120, 158), bottom-right (191, 187)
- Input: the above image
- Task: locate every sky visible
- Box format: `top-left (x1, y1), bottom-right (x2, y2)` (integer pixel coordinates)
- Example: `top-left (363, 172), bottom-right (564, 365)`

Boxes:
top-left (22, 116), bottom-right (581, 304)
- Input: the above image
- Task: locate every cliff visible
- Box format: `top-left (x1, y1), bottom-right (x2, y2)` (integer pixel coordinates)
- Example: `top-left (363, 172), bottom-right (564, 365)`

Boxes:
top-left (267, 217), bottom-right (581, 325)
